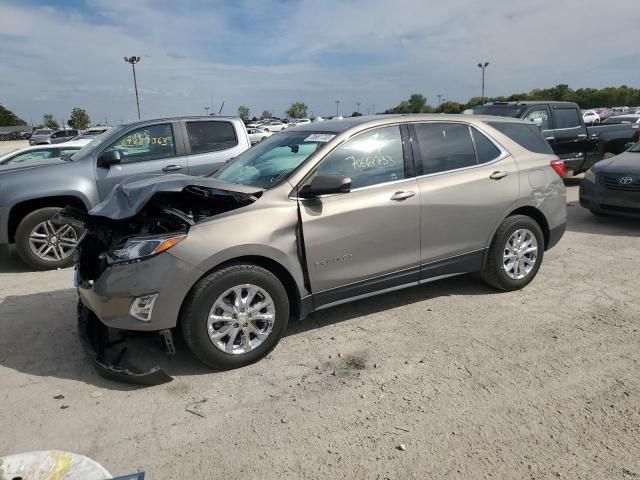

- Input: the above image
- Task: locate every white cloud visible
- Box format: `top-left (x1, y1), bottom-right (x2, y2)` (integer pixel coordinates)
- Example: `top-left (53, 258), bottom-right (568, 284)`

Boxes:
top-left (0, 0), bottom-right (638, 124)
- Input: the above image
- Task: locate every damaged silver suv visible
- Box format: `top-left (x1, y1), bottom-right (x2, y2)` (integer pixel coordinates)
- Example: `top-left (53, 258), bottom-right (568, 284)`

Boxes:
top-left (70, 115), bottom-right (566, 384)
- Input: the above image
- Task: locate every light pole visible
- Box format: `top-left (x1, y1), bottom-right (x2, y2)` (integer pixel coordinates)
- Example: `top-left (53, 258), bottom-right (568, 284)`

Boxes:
top-left (477, 61), bottom-right (489, 105)
top-left (204, 106), bottom-right (210, 115)
top-left (356, 102), bottom-right (361, 114)
top-left (437, 94), bottom-right (444, 108)
top-left (124, 56), bottom-right (142, 120)
top-left (335, 100), bottom-right (340, 117)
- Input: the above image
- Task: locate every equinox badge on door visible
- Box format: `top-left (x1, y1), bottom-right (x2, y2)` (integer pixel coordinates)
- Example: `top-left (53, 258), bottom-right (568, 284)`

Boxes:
top-left (315, 254), bottom-right (353, 267)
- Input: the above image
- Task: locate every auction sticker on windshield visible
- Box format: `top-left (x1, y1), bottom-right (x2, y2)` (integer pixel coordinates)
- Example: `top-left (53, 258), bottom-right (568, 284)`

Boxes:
top-left (304, 134), bottom-right (336, 142)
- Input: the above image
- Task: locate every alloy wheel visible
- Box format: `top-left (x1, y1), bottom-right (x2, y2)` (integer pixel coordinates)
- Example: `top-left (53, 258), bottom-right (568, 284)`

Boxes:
top-left (502, 228), bottom-right (538, 280)
top-left (28, 221), bottom-right (78, 262)
top-left (207, 284), bottom-right (275, 355)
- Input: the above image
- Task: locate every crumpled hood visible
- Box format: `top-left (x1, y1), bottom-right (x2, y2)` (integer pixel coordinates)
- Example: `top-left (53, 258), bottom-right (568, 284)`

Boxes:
top-left (594, 151), bottom-right (640, 173)
top-left (90, 174), bottom-right (264, 220)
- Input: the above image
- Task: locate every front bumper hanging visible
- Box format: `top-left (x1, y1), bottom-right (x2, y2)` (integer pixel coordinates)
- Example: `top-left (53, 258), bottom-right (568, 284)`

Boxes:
top-left (77, 300), bottom-right (173, 386)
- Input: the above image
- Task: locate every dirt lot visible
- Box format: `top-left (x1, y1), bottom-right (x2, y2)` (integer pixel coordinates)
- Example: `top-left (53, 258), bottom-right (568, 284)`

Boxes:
top-left (1, 183), bottom-right (639, 479)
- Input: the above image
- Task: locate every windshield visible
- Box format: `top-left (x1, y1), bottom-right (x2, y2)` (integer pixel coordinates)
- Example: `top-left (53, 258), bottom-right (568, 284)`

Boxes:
top-left (471, 106), bottom-right (524, 117)
top-left (213, 130), bottom-right (335, 188)
top-left (68, 136), bottom-right (106, 160)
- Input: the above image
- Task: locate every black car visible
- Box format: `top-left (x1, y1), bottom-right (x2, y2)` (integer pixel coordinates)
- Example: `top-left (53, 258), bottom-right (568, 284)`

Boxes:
top-left (580, 142), bottom-right (640, 217)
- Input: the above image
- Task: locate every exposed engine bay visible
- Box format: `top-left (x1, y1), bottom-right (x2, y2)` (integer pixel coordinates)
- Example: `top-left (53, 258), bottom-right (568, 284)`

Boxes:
top-left (59, 175), bottom-right (264, 385)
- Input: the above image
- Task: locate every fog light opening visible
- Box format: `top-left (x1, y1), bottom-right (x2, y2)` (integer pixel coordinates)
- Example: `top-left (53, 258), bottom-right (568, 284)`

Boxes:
top-left (130, 293), bottom-right (158, 322)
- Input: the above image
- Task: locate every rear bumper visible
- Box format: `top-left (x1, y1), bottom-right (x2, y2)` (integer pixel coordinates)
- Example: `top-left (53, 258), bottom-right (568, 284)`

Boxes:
top-left (547, 222), bottom-right (566, 250)
top-left (579, 178), bottom-right (640, 218)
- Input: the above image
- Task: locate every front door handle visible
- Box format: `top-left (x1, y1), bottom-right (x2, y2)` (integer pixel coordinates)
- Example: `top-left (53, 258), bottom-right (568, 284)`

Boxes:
top-left (545, 136), bottom-right (555, 141)
top-left (162, 164), bottom-right (183, 172)
top-left (390, 191), bottom-right (416, 201)
top-left (489, 171), bottom-right (509, 180)
top-left (577, 133), bottom-right (587, 138)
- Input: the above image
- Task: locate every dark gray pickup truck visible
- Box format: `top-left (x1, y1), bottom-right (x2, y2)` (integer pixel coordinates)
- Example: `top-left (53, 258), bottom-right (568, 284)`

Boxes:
top-left (470, 101), bottom-right (640, 175)
top-left (0, 116), bottom-right (251, 270)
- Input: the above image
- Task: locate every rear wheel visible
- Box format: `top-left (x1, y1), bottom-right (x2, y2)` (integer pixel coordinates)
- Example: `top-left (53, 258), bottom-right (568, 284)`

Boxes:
top-left (15, 207), bottom-right (80, 270)
top-left (181, 264), bottom-right (289, 369)
top-left (481, 215), bottom-right (544, 291)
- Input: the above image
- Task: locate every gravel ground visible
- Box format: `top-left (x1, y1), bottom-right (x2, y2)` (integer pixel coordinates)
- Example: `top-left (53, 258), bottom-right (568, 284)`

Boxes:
top-left (1, 183), bottom-right (639, 479)
top-left (0, 139), bottom-right (28, 156)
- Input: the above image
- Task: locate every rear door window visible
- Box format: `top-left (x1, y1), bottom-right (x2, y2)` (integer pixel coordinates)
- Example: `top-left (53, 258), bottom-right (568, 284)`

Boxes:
top-left (488, 122), bottom-right (554, 154)
top-left (411, 123), bottom-right (477, 175)
top-left (553, 108), bottom-right (581, 129)
top-left (186, 121), bottom-right (238, 154)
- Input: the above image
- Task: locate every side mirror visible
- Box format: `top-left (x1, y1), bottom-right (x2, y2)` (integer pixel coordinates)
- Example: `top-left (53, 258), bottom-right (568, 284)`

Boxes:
top-left (97, 149), bottom-right (122, 168)
top-left (625, 142), bottom-right (636, 150)
top-left (298, 175), bottom-right (351, 198)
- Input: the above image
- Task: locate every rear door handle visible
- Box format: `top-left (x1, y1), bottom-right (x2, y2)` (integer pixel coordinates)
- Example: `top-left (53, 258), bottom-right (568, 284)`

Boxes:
top-left (577, 133), bottom-right (587, 138)
top-left (489, 171), bottom-right (509, 180)
top-left (545, 136), bottom-right (555, 141)
top-left (390, 191), bottom-right (416, 201)
top-left (162, 165), bottom-right (183, 172)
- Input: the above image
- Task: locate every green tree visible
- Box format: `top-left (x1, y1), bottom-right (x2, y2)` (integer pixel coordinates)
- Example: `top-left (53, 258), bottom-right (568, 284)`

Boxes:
top-left (0, 104), bottom-right (26, 126)
top-left (43, 114), bottom-right (59, 129)
top-left (408, 94), bottom-right (427, 113)
top-left (238, 105), bottom-right (250, 122)
top-left (285, 102), bottom-right (308, 119)
top-left (68, 107), bottom-right (91, 129)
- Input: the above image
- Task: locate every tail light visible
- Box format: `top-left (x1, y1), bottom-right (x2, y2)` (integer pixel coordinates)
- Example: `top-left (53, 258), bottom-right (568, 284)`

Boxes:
top-left (550, 159), bottom-right (566, 178)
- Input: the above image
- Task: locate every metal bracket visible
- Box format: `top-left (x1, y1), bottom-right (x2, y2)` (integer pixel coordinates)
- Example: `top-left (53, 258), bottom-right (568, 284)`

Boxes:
top-left (159, 329), bottom-right (176, 356)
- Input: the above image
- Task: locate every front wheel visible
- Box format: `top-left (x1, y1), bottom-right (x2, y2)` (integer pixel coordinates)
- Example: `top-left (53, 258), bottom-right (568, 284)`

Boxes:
top-left (181, 264), bottom-right (289, 369)
top-left (481, 215), bottom-right (544, 291)
top-left (15, 207), bottom-right (81, 270)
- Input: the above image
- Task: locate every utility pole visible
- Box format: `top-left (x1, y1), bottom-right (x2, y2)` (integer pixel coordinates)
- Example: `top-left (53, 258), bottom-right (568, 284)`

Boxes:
top-left (437, 94), bottom-right (444, 107)
top-left (335, 100), bottom-right (340, 117)
top-left (477, 62), bottom-right (489, 105)
top-left (124, 56), bottom-right (142, 120)
top-left (356, 102), bottom-right (361, 114)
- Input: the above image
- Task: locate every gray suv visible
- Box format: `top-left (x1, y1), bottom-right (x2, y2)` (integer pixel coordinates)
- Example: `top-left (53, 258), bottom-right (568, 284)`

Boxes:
top-left (29, 129), bottom-right (81, 145)
top-left (72, 114), bottom-right (567, 383)
top-left (0, 116), bottom-right (251, 269)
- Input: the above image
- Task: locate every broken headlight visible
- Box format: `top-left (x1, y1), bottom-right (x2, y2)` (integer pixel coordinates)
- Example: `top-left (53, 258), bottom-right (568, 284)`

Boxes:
top-left (108, 234), bottom-right (187, 264)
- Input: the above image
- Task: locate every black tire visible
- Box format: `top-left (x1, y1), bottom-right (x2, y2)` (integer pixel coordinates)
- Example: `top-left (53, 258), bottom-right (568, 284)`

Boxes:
top-left (15, 207), bottom-right (80, 270)
top-left (181, 264), bottom-right (289, 370)
top-left (481, 215), bottom-right (544, 291)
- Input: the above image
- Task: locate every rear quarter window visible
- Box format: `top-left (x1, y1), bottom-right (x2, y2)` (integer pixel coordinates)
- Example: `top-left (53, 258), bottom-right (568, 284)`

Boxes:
top-left (487, 122), bottom-right (553, 155)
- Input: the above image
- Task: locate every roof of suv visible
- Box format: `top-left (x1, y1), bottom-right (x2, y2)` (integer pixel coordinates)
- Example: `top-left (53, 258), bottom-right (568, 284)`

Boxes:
top-left (120, 115), bottom-right (240, 127)
top-left (292, 114), bottom-right (532, 133)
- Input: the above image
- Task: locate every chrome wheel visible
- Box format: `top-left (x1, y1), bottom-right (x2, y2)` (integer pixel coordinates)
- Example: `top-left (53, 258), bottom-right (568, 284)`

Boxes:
top-left (28, 220), bottom-right (78, 262)
top-left (207, 284), bottom-right (275, 355)
top-left (502, 228), bottom-right (538, 280)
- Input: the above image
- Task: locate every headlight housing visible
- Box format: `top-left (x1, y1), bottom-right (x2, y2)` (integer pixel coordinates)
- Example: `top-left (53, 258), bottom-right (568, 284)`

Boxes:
top-left (108, 234), bottom-right (186, 264)
top-left (583, 169), bottom-right (596, 183)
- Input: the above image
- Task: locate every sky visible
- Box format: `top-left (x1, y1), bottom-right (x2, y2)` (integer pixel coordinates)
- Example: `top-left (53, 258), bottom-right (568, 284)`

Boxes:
top-left (0, 0), bottom-right (639, 125)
